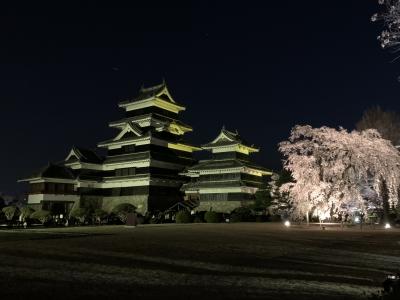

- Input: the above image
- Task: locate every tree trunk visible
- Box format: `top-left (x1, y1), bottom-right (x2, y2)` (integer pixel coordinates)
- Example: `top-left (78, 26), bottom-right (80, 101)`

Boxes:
top-left (306, 211), bottom-right (309, 226)
top-left (382, 198), bottom-right (390, 224)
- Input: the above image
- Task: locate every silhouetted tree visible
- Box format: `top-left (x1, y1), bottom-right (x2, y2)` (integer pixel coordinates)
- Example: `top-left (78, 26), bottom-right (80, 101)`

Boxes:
top-left (356, 106), bottom-right (400, 145)
top-left (0, 196), bottom-right (6, 209)
top-left (31, 210), bottom-right (52, 225)
top-left (2, 206), bottom-right (19, 221)
top-left (380, 178), bottom-right (391, 223)
top-left (252, 189), bottom-right (273, 212)
top-left (268, 170), bottom-right (294, 218)
top-left (20, 207), bottom-right (34, 221)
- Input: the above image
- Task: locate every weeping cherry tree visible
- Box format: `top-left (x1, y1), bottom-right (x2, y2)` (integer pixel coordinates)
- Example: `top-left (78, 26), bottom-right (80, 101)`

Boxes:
top-left (279, 125), bottom-right (400, 223)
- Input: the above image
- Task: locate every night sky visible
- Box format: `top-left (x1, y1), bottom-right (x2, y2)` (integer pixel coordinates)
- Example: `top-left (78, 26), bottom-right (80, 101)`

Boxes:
top-left (1, 1), bottom-right (399, 195)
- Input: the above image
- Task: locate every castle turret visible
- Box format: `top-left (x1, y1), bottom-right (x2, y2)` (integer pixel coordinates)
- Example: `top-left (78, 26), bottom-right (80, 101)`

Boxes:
top-left (180, 127), bottom-right (272, 213)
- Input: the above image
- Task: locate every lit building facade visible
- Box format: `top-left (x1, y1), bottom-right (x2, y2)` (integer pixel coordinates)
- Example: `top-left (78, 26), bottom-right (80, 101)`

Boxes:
top-left (180, 128), bottom-right (272, 213)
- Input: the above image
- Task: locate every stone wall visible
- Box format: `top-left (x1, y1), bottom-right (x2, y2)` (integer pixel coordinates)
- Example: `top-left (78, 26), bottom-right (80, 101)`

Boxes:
top-left (101, 195), bottom-right (148, 214)
top-left (80, 196), bottom-right (102, 211)
top-left (27, 203), bottom-right (42, 211)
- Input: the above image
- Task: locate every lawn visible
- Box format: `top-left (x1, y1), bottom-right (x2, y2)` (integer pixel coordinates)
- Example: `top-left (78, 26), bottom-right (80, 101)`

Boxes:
top-left (0, 223), bottom-right (398, 299)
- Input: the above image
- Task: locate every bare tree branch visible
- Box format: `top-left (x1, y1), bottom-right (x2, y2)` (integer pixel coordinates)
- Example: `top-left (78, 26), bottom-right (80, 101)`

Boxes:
top-left (356, 106), bottom-right (400, 146)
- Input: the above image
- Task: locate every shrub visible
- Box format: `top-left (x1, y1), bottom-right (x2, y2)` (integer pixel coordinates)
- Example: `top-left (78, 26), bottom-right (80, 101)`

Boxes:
top-left (149, 217), bottom-right (160, 224)
top-left (31, 210), bottom-right (52, 225)
top-left (230, 207), bottom-right (254, 222)
top-left (70, 207), bottom-right (88, 223)
top-left (255, 215), bottom-right (268, 222)
top-left (368, 286), bottom-right (400, 299)
top-left (193, 215), bottom-right (204, 223)
top-left (112, 203), bottom-right (136, 223)
top-left (2, 206), bottom-right (19, 221)
top-left (20, 207), bottom-right (34, 221)
top-left (175, 210), bottom-right (192, 223)
top-left (0, 210), bottom-right (5, 223)
top-left (148, 211), bottom-right (164, 224)
top-left (229, 213), bottom-right (242, 223)
top-left (93, 208), bottom-right (108, 223)
top-left (136, 213), bottom-right (145, 225)
top-left (270, 214), bottom-right (282, 222)
top-left (204, 211), bottom-right (220, 223)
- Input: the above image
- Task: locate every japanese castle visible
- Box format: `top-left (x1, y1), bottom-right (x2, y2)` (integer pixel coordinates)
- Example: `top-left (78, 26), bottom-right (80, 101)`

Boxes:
top-left (19, 82), bottom-right (271, 215)
top-left (180, 127), bottom-right (272, 212)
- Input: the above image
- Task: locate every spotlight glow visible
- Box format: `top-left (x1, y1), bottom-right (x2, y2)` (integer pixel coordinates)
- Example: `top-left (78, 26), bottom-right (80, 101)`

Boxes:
top-left (354, 216), bottom-right (360, 223)
top-left (385, 223), bottom-right (391, 229)
top-left (284, 220), bottom-right (291, 227)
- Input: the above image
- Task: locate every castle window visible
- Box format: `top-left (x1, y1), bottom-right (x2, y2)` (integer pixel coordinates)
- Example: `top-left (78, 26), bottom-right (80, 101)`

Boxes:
top-left (115, 167), bottom-right (136, 176)
top-left (123, 144), bottom-right (135, 153)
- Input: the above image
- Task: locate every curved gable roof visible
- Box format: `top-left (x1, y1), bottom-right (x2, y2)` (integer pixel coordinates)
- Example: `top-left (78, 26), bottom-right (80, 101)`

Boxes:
top-left (66, 146), bottom-right (103, 164)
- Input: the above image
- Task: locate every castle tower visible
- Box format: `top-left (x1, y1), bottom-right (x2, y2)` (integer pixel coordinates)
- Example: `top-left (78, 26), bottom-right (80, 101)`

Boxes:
top-left (95, 81), bottom-right (200, 212)
top-left (180, 127), bottom-right (272, 213)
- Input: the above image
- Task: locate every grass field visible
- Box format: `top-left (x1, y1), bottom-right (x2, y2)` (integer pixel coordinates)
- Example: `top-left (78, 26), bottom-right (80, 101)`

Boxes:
top-left (0, 223), bottom-right (399, 299)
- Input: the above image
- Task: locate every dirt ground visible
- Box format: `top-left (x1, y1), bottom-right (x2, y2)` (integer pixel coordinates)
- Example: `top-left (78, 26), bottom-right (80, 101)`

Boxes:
top-left (0, 223), bottom-right (399, 299)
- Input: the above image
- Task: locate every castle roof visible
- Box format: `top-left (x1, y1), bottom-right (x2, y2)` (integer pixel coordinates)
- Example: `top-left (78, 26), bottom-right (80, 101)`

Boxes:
top-left (183, 158), bottom-right (271, 173)
top-left (20, 163), bottom-right (76, 181)
top-left (118, 81), bottom-right (184, 107)
top-left (65, 146), bottom-right (103, 164)
top-left (135, 81), bottom-right (171, 101)
top-left (202, 127), bottom-right (259, 152)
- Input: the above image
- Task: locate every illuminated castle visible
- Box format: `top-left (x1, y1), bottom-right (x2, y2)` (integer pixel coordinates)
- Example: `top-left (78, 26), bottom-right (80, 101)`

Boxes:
top-left (20, 81), bottom-right (200, 215)
top-left (180, 128), bottom-right (272, 213)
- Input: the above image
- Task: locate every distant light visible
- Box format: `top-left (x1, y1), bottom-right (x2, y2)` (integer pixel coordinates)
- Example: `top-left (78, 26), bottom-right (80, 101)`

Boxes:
top-left (385, 223), bottom-right (391, 229)
top-left (354, 216), bottom-right (360, 223)
top-left (284, 220), bottom-right (291, 227)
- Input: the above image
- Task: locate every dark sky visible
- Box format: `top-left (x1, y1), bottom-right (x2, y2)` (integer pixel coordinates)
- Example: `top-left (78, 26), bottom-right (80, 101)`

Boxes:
top-left (1, 1), bottom-right (399, 195)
